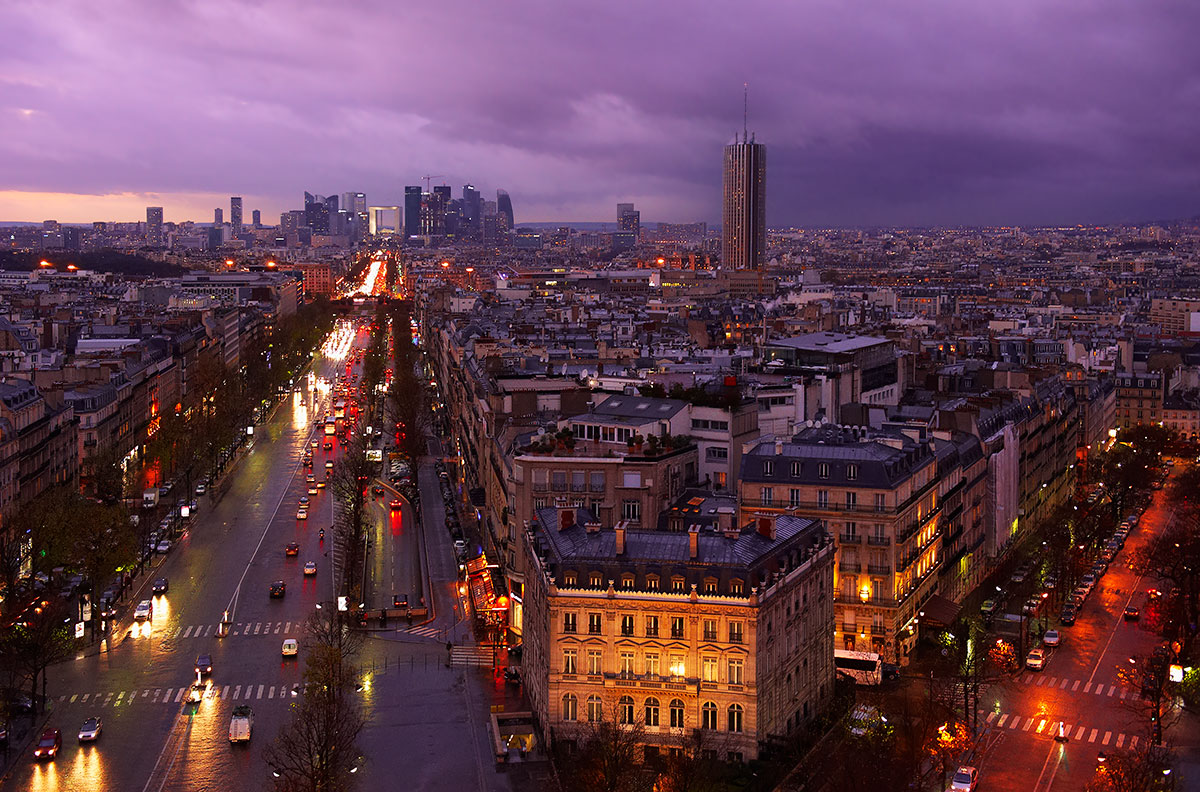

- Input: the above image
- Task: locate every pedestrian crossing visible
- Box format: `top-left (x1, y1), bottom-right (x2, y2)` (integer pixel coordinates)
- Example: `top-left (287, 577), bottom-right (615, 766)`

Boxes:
top-left (984, 710), bottom-right (1143, 749)
top-left (54, 682), bottom-right (303, 708)
top-left (157, 621), bottom-right (299, 640)
top-left (400, 625), bottom-right (442, 639)
top-left (450, 645), bottom-right (494, 667)
top-left (1019, 672), bottom-right (1129, 698)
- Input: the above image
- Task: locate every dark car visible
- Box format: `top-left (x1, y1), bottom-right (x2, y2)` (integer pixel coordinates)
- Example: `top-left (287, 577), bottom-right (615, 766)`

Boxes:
top-left (33, 728), bottom-right (61, 760)
top-left (390, 499), bottom-right (402, 511)
top-left (285, 542), bottom-right (300, 557)
top-left (269, 580), bottom-right (286, 598)
top-left (372, 485), bottom-right (385, 496)
top-left (152, 577), bottom-right (169, 595)
top-left (1060, 606), bottom-right (1077, 626)
top-left (196, 654), bottom-right (213, 675)
top-left (1124, 606), bottom-right (1140, 621)
top-left (323, 441), bottom-right (334, 451)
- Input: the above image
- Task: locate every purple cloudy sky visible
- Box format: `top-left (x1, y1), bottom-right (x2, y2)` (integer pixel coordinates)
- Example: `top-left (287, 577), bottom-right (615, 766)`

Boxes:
top-left (2, 0), bottom-right (1198, 226)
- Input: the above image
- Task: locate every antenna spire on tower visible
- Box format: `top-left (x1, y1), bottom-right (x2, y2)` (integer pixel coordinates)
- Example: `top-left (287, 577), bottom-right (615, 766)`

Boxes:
top-left (743, 82), bottom-right (749, 142)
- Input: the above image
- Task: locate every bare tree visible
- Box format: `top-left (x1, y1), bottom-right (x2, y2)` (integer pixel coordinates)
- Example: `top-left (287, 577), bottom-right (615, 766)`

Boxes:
top-left (0, 597), bottom-right (76, 715)
top-left (329, 432), bottom-right (375, 604)
top-left (1084, 742), bottom-right (1177, 792)
top-left (264, 609), bottom-right (365, 792)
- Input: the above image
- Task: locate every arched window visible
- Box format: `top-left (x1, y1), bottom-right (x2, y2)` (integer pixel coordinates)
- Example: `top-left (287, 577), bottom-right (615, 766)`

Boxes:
top-left (587, 695), bottom-right (602, 723)
top-left (618, 695), bottom-right (635, 725)
top-left (669, 698), bottom-right (685, 728)
top-left (701, 701), bottom-right (718, 730)
top-left (562, 693), bottom-right (577, 722)
top-left (644, 697), bottom-right (660, 727)
top-left (727, 703), bottom-right (744, 733)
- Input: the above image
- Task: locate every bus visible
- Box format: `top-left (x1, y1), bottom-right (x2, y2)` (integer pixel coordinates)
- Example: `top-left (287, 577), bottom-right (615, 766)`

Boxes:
top-left (324, 416), bottom-right (336, 436)
top-left (834, 649), bottom-right (882, 685)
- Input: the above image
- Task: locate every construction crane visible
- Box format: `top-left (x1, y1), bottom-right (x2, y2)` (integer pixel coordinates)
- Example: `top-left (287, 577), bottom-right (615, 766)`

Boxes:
top-left (420, 175), bottom-right (444, 192)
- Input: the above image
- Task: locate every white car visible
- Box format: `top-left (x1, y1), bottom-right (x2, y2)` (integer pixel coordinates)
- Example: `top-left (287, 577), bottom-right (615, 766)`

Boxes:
top-left (77, 717), bottom-right (102, 743)
top-left (156, 540), bottom-right (171, 554)
top-left (950, 766), bottom-right (978, 791)
top-left (1043, 630), bottom-right (1060, 647)
top-left (133, 600), bottom-right (153, 621)
top-left (1026, 648), bottom-right (1046, 670)
top-left (303, 561), bottom-right (317, 576)
top-left (296, 509), bottom-right (308, 520)
top-left (282, 638), bottom-right (298, 657)
top-left (195, 483), bottom-right (206, 495)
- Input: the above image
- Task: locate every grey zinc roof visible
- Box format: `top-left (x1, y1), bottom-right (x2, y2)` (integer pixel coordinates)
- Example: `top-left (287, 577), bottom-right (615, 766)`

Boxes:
top-left (766, 332), bottom-right (888, 354)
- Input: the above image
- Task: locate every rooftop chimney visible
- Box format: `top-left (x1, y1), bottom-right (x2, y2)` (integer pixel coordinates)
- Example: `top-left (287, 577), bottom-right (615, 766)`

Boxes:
top-left (557, 507), bottom-right (575, 531)
top-left (757, 516), bottom-right (776, 541)
top-left (688, 524), bottom-right (700, 559)
top-left (615, 520), bottom-right (627, 554)
top-left (585, 517), bottom-right (602, 533)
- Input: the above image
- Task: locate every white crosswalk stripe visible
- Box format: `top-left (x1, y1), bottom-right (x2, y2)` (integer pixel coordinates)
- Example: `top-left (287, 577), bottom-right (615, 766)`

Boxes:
top-left (167, 621), bottom-right (298, 639)
top-left (46, 681), bottom-right (299, 707)
top-left (982, 710), bottom-right (1147, 749)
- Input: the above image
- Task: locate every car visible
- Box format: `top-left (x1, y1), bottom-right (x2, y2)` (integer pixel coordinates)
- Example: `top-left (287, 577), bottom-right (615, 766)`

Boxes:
top-left (285, 542), bottom-right (300, 556)
top-left (303, 561), bottom-right (317, 576)
top-left (196, 654), bottom-right (213, 675)
top-left (33, 728), bottom-right (61, 760)
top-left (77, 717), bottom-right (102, 743)
top-left (372, 485), bottom-right (385, 496)
top-left (1043, 575), bottom-right (1059, 590)
top-left (308, 486), bottom-right (318, 496)
top-left (1060, 606), bottom-right (1077, 625)
top-left (296, 509), bottom-right (308, 520)
top-left (390, 499), bottom-right (402, 511)
top-left (1011, 568), bottom-right (1028, 584)
top-left (156, 540), bottom-right (171, 554)
top-left (1124, 606), bottom-right (1140, 621)
top-left (299, 496), bottom-right (310, 507)
top-left (133, 600), bottom-right (153, 621)
top-left (282, 638), bottom-right (298, 657)
top-left (317, 480), bottom-right (326, 489)
top-left (195, 483), bottom-right (207, 496)
top-left (187, 681), bottom-right (205, 705)
top-left (1023, 598), bottom-right (1042, 616)
top-left (306, 474), bottom-right (316, 484)
top-left (269, 581), bottom-right (286, 598)
top-left (950, 766), bottom-right (978, 791)
top-left (454, 539), bottom-right (467, 554)
top-left (980, 599), bottom-right (997, 615)
top-left (1026, 648), bottom-right (1046, 670)
top-left (311, 439), bottom-right (319, 448)
top-left (1081, 573), bottom-right (1097, 587)
top-left (323, 442), bottom-right (334, 451)
top-left (152, 577), bottom-right (169, 595)
top-left (1043, 629), bottom-right (1061, 647)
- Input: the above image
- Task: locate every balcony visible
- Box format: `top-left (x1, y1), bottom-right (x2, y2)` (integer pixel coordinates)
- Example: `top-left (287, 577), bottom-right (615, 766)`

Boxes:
top-left (867, 535), bottom-right (891, 546)
top-left (838, 533), bottom-right (862, 545)
top-left (838, 561), bottom-right (861, 574)
top-left (836, 594), bottom-right (895, 608)
top-left (867, 564), bottom-right (892, 575)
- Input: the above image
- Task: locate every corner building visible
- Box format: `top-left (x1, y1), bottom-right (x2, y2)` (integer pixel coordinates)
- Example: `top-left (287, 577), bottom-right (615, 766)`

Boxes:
top-left (522, 506), bottom-right (834, 761)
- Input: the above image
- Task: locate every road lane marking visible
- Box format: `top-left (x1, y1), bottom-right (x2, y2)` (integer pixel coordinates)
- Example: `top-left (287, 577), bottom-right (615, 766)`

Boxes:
top-left (257, 684), bottom-right (264, 699)
top-left (70, 694), bottom-right (77, 703)
top-left (1023, 718), bottom-right (1034, 731)
top-left (1103, 731), bottom-right (1111, 745)
top-left (1107, 685), bottom-right (1115, 696)
top-left (1120, 689), bottom-right (1127, 699)
top-left (143, 689), bottom-right (151, 698)
top-left (205, 625), bottom-right (214, 636)
top-left (174, 689), bottom-right (184, 702)
top-left (987, 712), bottom-right (997, 724)
top-left (1074, 726), bottom-right (1085, 740)
top-left (997, 714), bottom-right (1008, 727)
top-left (233, 685), bottom-right (241, 699)
top-left (1130, 736), bottom-right (1139, 748)
top-left (254, 622), bottom-right (262, 634)
top-left (117, 690), bottom-right (125, 701)
top-left (182, 626), bottom-right (193, 638)
top-left (1116, 734), bottom-right (1125, 747)
top-left (268, 686), bottom-right (275, 699)
top-left (1036, 719), bottom-right (1047, 733)
top-left (1059, 678), bottom-right (1069, 689)
top-left (221, 685), bottom-right (229, 699)
top-left (1009, 717), bottom-right (1020, 730)
top-left (284, 621), bottom-right (292, 632)
top-left (1088, 729), bottom-right (1098, 743)
top-left (1084, 682), bottom-right (1092, 693)
top-left (1036, 675), bottom-right (1045, 686)
top-left (1072, 680), bottom-right (1081, 691)
top-left (275, 623), bottom-right (283, 634)
top-left (81, 693), bottom-right (89, 702)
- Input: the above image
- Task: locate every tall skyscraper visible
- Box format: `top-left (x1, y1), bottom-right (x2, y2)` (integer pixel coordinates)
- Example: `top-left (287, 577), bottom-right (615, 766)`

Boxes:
top-left (251, 209), bottom-right (261, 228)
top-left (721, 134), bottom-right (766, 270)
top-left (230, 197), bottom-right (243, 235)
top-left (146, 206), bottom-right (163, 246)
top-left (617, 202), bottom-right (640, 237)
top-left (462, 185), bottom-right (482, 235)
top-left (496, 189), bottom-right (514, 231)
top-left (214, 207), bottom-right (224, 225)
top-left (304, 192), bottom-right (330, 234)
top-left (404, 186), bottom-right (422, 238)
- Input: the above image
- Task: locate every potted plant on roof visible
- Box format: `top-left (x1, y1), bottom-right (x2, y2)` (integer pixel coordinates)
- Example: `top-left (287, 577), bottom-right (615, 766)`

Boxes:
top-left (645, 434), bottom-right (660, 455)
top-left (626, 435), bottom-right (636, 453)
top-left (633, 433), bottom-right (644, 453)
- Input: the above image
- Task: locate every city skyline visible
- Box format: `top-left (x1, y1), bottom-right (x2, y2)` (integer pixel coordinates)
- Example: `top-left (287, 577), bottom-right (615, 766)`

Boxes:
top-left (4, 2), bottom-right (1200, 227)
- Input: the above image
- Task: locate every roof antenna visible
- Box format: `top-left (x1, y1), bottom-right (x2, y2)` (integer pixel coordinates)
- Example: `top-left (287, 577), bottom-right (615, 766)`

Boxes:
top-left (743, 82), bottom-right (749, 143)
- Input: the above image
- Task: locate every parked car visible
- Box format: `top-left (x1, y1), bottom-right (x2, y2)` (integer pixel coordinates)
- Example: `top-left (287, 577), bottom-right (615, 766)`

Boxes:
top-left (1060, 606), bottom-right (1077, 626)
top-left (980, 599), bottom-right (997, 616)
top-left (1023, 597), bottom-right (1042, 616)
top-left (1043, 630), bottom-right (1061, 648)
top-left (195, 483), bottom-right (207, 496)
top-left (156, 540), bottom-right (171, 554)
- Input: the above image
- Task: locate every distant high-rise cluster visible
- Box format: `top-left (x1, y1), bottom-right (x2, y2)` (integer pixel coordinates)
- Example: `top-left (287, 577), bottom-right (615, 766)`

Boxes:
top-left (230, 196), bottom-right (243, 236)
top-left (401, 183), bottom-right (513, 243)
top-left (146, 206), bottom-right (163, 247)
top-left (722, 133), bottom-right (766, 270)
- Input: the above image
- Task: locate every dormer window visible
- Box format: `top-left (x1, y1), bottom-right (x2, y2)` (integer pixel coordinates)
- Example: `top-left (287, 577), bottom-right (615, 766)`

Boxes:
top-left (621, 574), bottom-right (635, 589)
top-left (846, 464), bottom-right (858, 481)
top-left (589, 573), bottom-right (603, 588)
top-left (671, 576), bottom-right (686, 592)
top-left (762, 460), bottom-right (773, 477)
top-left (790, 462), bottom-right (801, 477)
top-left (818, 463), bottom-right (830, 479)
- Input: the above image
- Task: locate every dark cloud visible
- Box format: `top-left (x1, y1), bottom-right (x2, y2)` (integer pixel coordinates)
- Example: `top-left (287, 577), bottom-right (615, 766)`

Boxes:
top-left (1, 0), bottom-right (1197, 224)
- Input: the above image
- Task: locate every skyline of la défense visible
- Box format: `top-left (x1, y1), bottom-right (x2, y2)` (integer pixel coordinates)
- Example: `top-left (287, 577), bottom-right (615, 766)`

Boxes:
top-left (2, 3), bottom-right (1200, 792)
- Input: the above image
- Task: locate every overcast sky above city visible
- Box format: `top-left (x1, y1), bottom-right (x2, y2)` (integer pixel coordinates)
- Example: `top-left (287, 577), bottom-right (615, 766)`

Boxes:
top-left (2, 0), bottom-right (1197, 227)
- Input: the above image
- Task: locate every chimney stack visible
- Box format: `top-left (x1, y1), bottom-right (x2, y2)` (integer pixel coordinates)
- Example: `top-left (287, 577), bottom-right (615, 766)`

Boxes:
top-left (615, 520), bottom-right (627, 554)
top-left (774, 438), bottom-right (783, 455)
top-left (688, 524), bottom-right (700, 559)
top-left (757, 516), bottom-right (776, 541)
top-left (557, 506), bottom-right (575, 531)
